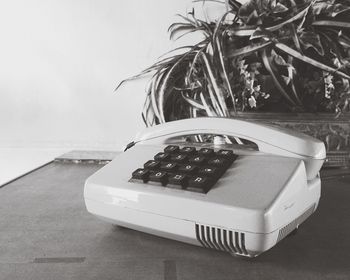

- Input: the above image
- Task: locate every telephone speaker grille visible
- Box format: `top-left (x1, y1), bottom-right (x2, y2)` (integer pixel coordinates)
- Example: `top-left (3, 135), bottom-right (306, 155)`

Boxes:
top-left (277, 204), bottom-right (315, 242)
top-left (195, 224), bottom-right (248, 256)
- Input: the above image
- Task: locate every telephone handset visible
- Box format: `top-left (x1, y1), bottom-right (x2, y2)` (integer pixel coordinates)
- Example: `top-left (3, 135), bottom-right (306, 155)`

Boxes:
top-left (84, 117), bottom-right (326, 257)
top-left (134, 117), bottom-right (326, 180)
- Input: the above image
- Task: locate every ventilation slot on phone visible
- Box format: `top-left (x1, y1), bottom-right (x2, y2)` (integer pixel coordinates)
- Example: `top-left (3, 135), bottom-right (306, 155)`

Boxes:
top-left (195, 224), bottom-right (248, 256)
top-left (277, 204), bottom-right (316, 243)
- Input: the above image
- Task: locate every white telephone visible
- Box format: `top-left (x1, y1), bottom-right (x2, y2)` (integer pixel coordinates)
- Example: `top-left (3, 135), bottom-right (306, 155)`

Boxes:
top-left (84, 117), bottom-right (326, 257)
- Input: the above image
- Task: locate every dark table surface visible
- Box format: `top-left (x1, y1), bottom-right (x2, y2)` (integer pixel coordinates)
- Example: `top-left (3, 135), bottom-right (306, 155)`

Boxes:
top-left (0, 161), bottom-right (349, 280)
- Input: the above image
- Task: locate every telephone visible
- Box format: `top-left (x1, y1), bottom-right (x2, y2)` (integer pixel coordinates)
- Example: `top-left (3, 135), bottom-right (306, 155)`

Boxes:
top-left (84, 117), bottom-right (326, 257)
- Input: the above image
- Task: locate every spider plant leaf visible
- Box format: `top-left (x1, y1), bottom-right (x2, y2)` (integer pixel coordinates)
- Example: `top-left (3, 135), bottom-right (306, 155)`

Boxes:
top-left (193, 0), bottom-right (241, 10)
top-left (169, 25), bottom-right (198, 40)
top-left (195, 0), bottom-right (222, 3)
top-left (196, 19), bottom-right (214, 37)
top-left (175, 13), bottom-right (197, 25)
top-left (213, 11), bottom-right (231, 42)
top-left (157, 71), bottom-right (174, 123)
top-left (199, 92), bottom-right (216, 116)
top-left (282, 75), bottom-right (291, 85)
top-left (156, 39), bottom-right (208, 62)
top-left (225, 0), bottom-right (230, 11)
top-left (168, 22), bottom-right (195, 30)
top-left (151, 72), bottom-right (165, 123)
top-left (299, 31), bottom-right (325, 56)
top-left (200, 52), bottom-right (229, 116)
top-left (157, 51), bottom-right (198, 123)
top-left (261, 49), bottom-right (297, 105)
top-left (157, 46), bottom-right (197, 59)
top-left (313, 3), bottom-right (350, 17)
top-left (226, 41), bottom-right (273, 58)
top-left (271, 49), bottom-right (288, 66)
top-left (268, 2), bottom-right (313, 32)
top-left (145, 45), bottom-right (204, 75)
top-left (330, 4), bottom-right (350, 17)
top-left (141, 54), bottom-right (184, 75)
top-left (229, 2), bottom-right (313, 37)
top-left (172, 28), bottom-right (205, 41)
top-left (250, 27), bottom-right (275, 41)
top-left (197, 68), bottom-right (224, 116)
top-left (167, 22), bottom-right (190, 32)
top-left (292, 25), bottom-right (302, 53)
top-left (187, 48), bottom-right (206, 83)
top-left (206, 81), bottom-right (225, 116)
top-left (182, 93), bottom-right (206, 110)
top-left (212, 11), bottom-right (232, 60)
top-left (114, 69), bottom-right (154, 92)
top-left (272, 3), bottom-right (289, 13)
top-left (312, 21), bottom-right (350, 28)
top-left (229, 0), bottom-right (242, 8)
top-left (287, 56), bottom-right (303, 106)
top-left (275, 43), bottom-right (350, 80)
top-left (142, 94), bottom-right (157, 127)
top-left (174, 84), bottom-right (201, 91)
top-left (339, 36), bottom-right (350, 48)
top-left (228, 26), bottom-right (255, 37)
top-left (318, 31), bottom-right (342, 59)
top-left (215, 36), bottom-right (236, 111)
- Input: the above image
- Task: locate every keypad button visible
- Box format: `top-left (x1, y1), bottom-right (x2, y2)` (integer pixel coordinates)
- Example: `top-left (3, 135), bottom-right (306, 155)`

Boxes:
top-left (132, 168), bottom-right (150, 182)
top-left (154, 152), bottom-right (170, 161)
top-left (160, 162), bottom-right (177, 171)
top-left (178, 164), bottom-right (197, 174)
top-left (179, 147), bottom-right (196, 154)
top-left (168, 173), bottom-right (188, 188)
top-left (187, 176), bottom-right (214, 193)
top-left (164, 145), bottom-right (180, 154)
top-left (189, 156), bottom-right (206, 165)
top-left (198, 148), bottom-right (215, 157)
top-left (144, 160), bottom-right (161, 170)
top-left (149, 171), bottom-right (168, 185)
top-left (216, 149), bottom-right (238, 161)
top-left (207, 157), bottom-right (230, 168)
top-left (172, 154), bottom-right (188, 163)
top-left (198, 166), bottom-right (221, 178)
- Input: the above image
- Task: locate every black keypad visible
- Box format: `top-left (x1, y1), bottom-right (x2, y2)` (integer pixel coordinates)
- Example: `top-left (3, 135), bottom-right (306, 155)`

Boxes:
top-left (160, 162), bottom-right (177, 172)
top-left (154, 152), bottom-right (170, 161)
top-left (198, 148), bottom-right (215, 157)
top-left (187, 176), bottom-right (214, 193)
top-left (168, 173), bottom-right (188, 188)
top-left (207, 157), bottom-right (230, 168)
top-left (172, 154), bottom-right (188, 163)
top-left (131, 145), bottom-right (238, 194)
top-left (132, 168), bottom-right (150, 182)
top-left (149, 171), bottom-right (168, 185)
top-left (179, 147), bottom-right (196, 154)
top-left (144, 160), bottom-right (160, 170)
top-left (189, 156), bottom-right (206, 165)
top-left (164, 145), bottom-right (180, 154)
top-left (216, 149), bottom-right (238, 161)
top-left (178, 164), bottom-right (197, 174)
top-left (198, 166), bottom-right (221, 178)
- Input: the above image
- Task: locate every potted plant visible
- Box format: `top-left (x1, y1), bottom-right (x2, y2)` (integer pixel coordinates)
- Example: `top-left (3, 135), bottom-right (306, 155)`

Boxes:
top-left (118, 0), bottom-right (350, 167)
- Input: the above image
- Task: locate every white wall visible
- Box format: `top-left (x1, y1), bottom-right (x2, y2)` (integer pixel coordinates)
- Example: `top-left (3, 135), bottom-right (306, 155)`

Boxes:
top-left (0, 0), bottom-right (225, 151)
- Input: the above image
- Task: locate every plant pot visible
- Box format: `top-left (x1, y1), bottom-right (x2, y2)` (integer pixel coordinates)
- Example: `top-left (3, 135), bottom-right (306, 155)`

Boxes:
top-left (231, 112), bottom-right (350, 168)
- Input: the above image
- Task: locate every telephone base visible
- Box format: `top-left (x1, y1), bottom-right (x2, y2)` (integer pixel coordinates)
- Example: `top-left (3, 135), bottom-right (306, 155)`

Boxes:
top-left (85, 178), bottom-right (319, 258)
top-left (84, 118), bottom-right (325, 257)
